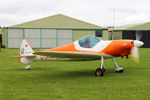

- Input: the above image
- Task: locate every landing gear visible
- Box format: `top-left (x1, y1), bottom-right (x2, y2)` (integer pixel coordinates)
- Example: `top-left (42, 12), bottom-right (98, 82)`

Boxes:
top-left (95, 67), bottom-right (105, 76)
top-left (95, 56), bottom-right (105, 76)
top-left (112, 58), bottom-right (123, 73)
top-left (25, 65), bottom-right (31, 70)
top-left (95, 57), bottom-right (124, 77)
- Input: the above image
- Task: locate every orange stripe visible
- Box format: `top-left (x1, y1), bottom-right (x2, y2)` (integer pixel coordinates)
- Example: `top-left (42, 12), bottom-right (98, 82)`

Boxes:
top-left (42, 43), bottom-right (77, 52)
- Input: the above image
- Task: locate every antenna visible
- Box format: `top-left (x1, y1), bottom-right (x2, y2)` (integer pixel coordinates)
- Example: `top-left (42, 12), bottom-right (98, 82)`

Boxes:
top-left (112, 0), bottom-right (115, 40)
top-left (113, 0), bottom-right (115, 27)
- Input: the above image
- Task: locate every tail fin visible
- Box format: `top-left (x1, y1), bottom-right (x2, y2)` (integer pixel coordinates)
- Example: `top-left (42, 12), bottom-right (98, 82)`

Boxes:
top-left (19, 39), bottom-right (35, 64)
top-left (19, 39), bottom-right (34, 56)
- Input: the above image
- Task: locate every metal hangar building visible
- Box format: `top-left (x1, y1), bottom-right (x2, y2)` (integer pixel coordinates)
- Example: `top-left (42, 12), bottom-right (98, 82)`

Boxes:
top-left (109, 22), bottom-right (150, 48)
top-left (2, 14), bottom-right (107, 48)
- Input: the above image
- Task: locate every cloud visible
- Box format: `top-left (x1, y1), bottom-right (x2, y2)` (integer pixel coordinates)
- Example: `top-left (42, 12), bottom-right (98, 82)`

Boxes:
top-left (0, 0), bottom-right (114, 27)
top-left (0, 13), bottom-right (50, 26)
top-left (125, 14), bottom-right (148, 24)
top-left (0, 0), bottom-right (150, 27)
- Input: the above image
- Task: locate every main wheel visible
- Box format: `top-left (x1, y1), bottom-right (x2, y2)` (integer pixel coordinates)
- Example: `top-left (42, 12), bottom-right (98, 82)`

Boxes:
top-left (95, 68), bottom-right (104, 76)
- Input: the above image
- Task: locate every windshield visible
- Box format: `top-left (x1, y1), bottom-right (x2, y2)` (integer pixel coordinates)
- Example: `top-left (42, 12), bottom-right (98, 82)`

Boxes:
top-left (78, 36), bottom-right (101, 48)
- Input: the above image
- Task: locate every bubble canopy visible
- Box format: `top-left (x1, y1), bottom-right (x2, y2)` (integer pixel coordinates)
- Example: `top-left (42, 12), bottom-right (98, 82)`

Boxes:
top-left (78, 36), bottom-right (101, 48)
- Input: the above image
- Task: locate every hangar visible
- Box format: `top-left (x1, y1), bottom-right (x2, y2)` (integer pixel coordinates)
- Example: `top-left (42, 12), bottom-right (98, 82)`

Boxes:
top-left (2, 14), bottom-right (107, 48)
top-left (0, 28), bottom-right (2, 47)
top-left (109, 22), bottom-right (150, 48)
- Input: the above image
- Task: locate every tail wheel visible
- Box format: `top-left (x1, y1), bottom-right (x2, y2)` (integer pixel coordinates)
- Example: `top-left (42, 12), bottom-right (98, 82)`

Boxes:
top-left (25, 65), bottom-right (31, 70)
top-left (95, 68), bottom-right (104, 76)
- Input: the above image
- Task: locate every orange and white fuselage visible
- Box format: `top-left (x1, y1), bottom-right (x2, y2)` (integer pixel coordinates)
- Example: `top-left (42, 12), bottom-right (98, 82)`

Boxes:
top-left (15, 35), bottom-right (144, 75)
top-left (19, 39), bottom-right (137, 64)
top-left (41, 40), bottom-right (134, 58)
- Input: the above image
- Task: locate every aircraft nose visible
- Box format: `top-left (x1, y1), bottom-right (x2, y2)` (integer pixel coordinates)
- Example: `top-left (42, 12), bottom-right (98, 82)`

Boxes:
top-left (134, 40), bottom-right (144, 47)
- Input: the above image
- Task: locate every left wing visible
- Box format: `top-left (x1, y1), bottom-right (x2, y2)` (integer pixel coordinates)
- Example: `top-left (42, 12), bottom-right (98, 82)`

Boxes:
top-left (34, 51), bottom-right (112, 60)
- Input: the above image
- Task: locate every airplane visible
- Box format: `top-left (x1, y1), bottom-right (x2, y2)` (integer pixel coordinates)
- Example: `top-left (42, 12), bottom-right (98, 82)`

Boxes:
top-left (14, 35), bottom-right (144, 77)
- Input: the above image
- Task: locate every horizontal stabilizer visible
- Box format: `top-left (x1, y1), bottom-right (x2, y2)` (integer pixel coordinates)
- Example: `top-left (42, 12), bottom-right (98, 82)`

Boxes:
top-left (11, 55), bottom-right (36, 58)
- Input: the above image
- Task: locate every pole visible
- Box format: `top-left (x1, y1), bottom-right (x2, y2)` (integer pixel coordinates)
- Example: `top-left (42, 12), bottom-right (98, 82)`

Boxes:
top-left (112, 0), bottom-right (115, 40)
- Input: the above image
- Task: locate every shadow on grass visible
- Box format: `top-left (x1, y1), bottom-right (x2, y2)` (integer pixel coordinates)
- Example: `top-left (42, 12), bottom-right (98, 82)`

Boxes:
top-left (6, 67), bottom-right (54, 72)
top-left (40, 68), bottom-right (118, 80)
top-left (6, 67), bottom-right (125, 80)
top-left (58, 70), bottom-right (95, 78)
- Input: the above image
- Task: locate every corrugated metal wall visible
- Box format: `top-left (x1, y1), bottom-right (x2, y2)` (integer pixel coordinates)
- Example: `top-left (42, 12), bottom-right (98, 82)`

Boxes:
top-left (25, 29), bottom-right (40, 48)
top-left (73, 30), bottom-right (95, 41)
top-left (42, 29), bottom-right (57, 48)
top-left (101, 30), bottom-right (109, 40)
top-left (7, 28), bottom-right (73, 48)
top-left (8, 29), bottom-right (23, 48)
top-left (109, 31), bottom-right (122, 40)
top-left (58, 30), bottom-right (72, 46)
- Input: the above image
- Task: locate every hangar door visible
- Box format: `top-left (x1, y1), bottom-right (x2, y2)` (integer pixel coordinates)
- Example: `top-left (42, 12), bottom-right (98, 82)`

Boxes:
top-left (25, 29), bottom-right (41, 48)
top-left (122, 30), bottom-right (150, 48)
top-left (137, 31), bottom-right (150, 48)
top-left (122, 31), bottom-right (136, 40)
top-left (8, 29), bottom-right (24, 48)
top-left (58, 30), bottom-right (72, 47)
top-left (7, 28), bottom-right (72, 48)
top-left (42, 29), bottom-right (57, 48)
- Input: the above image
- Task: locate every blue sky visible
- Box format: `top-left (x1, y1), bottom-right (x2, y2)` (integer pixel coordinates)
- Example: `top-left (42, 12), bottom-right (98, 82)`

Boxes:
top-left (0, 0), bottom-right (150, 27)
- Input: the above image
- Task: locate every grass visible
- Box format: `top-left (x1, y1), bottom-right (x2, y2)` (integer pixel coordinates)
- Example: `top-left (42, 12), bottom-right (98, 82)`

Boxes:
top-left (0, 48), bottom-right (150, 100)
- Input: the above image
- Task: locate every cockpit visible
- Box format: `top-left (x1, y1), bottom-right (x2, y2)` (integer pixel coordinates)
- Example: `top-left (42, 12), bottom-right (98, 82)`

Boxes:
top-left (78, 36), bottom-right (101, 48)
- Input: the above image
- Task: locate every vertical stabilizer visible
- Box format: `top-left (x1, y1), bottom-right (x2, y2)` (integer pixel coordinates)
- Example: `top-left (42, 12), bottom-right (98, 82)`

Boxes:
top-left (19, 39), bottom-right (35, 65)
top-left (19, 39), bottom-right (34, 56)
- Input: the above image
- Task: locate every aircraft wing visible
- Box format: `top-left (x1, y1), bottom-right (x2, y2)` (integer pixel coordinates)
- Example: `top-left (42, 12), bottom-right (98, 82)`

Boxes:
top-left (34, 51), bottom-right (112, 60)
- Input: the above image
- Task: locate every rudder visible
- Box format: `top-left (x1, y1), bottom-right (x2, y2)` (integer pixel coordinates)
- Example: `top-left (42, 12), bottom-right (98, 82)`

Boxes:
top-left (19, 39), bottom-right (34, 56)
top-left (19, 39), bottom-right (35, 65)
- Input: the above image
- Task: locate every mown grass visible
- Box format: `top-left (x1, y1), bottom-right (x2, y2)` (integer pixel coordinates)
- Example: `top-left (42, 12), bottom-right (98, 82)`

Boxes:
top-left (0, 48), bottom-right (150, 100)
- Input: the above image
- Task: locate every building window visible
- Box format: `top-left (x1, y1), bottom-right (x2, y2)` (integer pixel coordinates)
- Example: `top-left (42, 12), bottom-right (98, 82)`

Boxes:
top-left (95, 30), bottom-right (103, 37)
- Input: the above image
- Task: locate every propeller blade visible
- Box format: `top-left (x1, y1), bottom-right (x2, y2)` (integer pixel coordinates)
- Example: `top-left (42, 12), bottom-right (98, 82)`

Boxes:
top-left (136, 31), bottom-right (143, 40)
top-left (131, 47), bottom-right (139, 63)
top-left (131, 40), bottom-right (144, 63)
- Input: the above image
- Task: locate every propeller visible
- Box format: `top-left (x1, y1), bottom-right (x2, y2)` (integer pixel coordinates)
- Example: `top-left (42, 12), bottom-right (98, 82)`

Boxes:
top-left (136, 31), bottom-right (143, 40)
top-left (131, 40), bottom-right (144, 63)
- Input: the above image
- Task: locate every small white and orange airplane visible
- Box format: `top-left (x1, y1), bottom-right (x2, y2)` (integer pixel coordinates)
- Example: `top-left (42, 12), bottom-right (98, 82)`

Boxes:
top-left (14, 35), bottom-right (144, 76)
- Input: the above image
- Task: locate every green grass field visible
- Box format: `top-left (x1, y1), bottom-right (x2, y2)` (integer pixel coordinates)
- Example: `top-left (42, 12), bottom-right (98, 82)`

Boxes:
top-left (0, 48), bottom-right (150, 100)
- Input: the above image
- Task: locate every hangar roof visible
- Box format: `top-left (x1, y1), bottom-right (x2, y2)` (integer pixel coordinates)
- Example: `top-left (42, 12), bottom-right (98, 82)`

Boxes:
top-left (9, 14), bottom-right (103, 29)
top-left (114, 22), bottom-right (150, 31)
